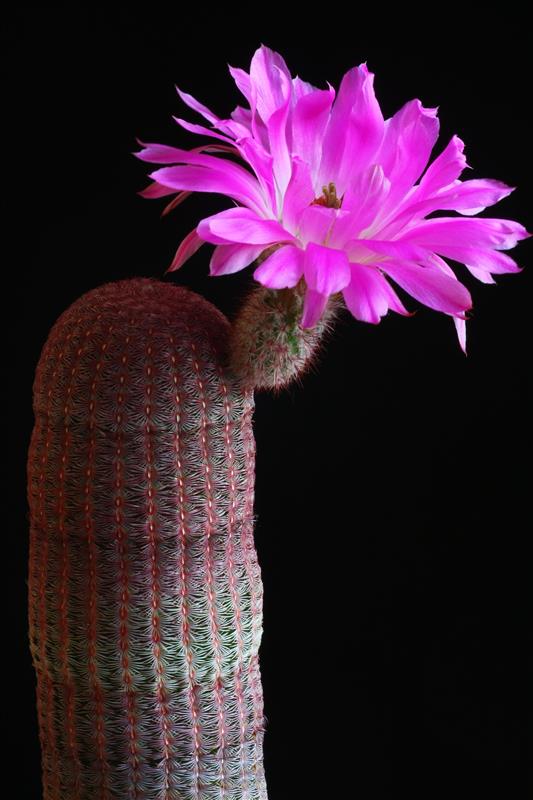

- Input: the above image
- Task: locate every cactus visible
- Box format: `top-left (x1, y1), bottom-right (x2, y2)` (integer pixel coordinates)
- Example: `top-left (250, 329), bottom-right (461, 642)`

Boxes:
top-left (27, 276), bottom-right (340, 799)
top-left (27, 36), bottom-right (529, 800)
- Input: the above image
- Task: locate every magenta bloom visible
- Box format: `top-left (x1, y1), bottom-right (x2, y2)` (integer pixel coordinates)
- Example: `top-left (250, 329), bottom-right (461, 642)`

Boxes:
top-left (137, 44), bottom-right (529, 351)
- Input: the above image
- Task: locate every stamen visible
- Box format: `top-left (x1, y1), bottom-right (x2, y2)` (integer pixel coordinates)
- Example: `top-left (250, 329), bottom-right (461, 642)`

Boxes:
top-left (312, 182), bottom-right (342, 209)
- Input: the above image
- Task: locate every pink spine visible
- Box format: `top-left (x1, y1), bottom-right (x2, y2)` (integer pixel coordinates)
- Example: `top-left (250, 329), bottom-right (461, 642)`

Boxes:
top-left (27, 278), bottom-right (267, 799)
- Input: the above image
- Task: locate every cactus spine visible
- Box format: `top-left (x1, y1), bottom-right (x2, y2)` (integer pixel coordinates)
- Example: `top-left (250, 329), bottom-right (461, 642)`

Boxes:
top-left (27, 276), bottom-right (341, 798)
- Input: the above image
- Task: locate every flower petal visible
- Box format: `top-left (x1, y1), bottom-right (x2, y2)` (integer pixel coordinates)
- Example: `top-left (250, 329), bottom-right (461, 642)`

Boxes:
top-left (174, 86), bottom-right (243, 140)
top-left (438, 247), bottom-right (522, 276)
top-left (230, 104), bottom-right (253, 130)
top-left (138, 180), bottom-right (178, 199)
top-left (253, 244), bottom-right (305, 288)
top-left (377, 99), bottom-right (440, 206)
top-left (303, 242), bottom-right (351, 295)
top-left (292, 75), bottom-right (317, 100)
top-left (142, 143), bottom-right (248, 170)
top-left (378, 259), bottom-right (472, 315)
top-left (418, 135), bottom-right (469, 195)
top-left (197, 206), bottom-right (296, 245)
top-left (149, 165), bottom-right (266, 215)
top-left (347, 237), bottom-right (430, 264)
top-left (237, 137), bottom-right (277, 215)
top-left (265, 66), bottom-right (293, 199)
top-left (282, 157), bottom-right (315, 234)
top-left (167, 228), bottom-right (205, 272)
top-left (342, 262), bottom-right (411, 323)
top-left (292, 86), bottom-right (336, 184)
top-left (297, 205), bottom-right (337, 246)
top-left (135, 140), bottom-right (239, 163)
top-left (249, 44), bottom-right (292, 123)
top-left (445, 179), bottom-right (515, 215)
top-left (209, 243), bottom-right (265, 276)
top-left (454, 316), bottom-right (467, 354)
top-left (176, 85), bottom-right (220, 125)
top-left (331, 165), bottom-right (391, 245)
top-left (394, 179), bottom-right (515, 223)
top-left (399, 217), bottom-right (530, 250)
top-left (228, 65), bottom-right (252, 105)
top-left (301, 289), bottom-right (329, 328)
top-left (317, 63), bottom-right (384, 195)
top-left (172, 117), bottom-right (237, 145)
top-left (466, 266), bottom-right (496, 284)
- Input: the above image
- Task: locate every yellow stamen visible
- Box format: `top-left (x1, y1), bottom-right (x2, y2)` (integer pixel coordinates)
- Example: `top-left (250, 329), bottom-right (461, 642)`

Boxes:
top-left (312, 182), bottom-right (342, 209)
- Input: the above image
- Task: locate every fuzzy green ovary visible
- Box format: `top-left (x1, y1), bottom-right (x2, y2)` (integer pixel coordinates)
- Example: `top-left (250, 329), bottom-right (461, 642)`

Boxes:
top-left (228, 276), bottom-right (344, 393)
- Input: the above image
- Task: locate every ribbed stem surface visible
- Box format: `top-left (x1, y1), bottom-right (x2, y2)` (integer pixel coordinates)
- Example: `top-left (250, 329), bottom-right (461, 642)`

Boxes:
top-left (27, 278), bottom-right (267, 800)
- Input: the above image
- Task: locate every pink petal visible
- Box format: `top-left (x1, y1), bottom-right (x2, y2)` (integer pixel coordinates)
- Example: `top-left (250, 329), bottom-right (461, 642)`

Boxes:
top-left (209, 243), bottom-right (265, 276)
top-left (175, 86), bottom-right (220, 125)
top-left (399, 217), bottom-right (530, 250)
top-left (331, 165), bottom-right (390, 245)
top-left (197, 206), bottom-right (296, 245)
top-left (149, 165), bottom-right (266, 216)
top-left (454, 316), bottom-right (467, 354)
top-left (167, 228), bottom-right (205, 272)
top-left (425, 253), bottom-right (457, 278)
top-left (230, 104), bottom-right (254, 131)
top-left (466, 266), bottom-right (496, 284)
top-left (347, 237), bottom-right (430, 264)
top-left (173, 117), bottom-right (237, 145)
top-left (301, 289), bottom-right (330, 328)
top-left (141, 143), bottom-right (250, 172)
top-left (142, 144), bottom-right (266, 210)
top-left (395, 179), bottom-right (514, 223)
top-left (445, 179), bottom-right (515, 215)
top-left (161, 191), bottom-right (192, 216)
top-left (298, 205), bottom-right (337, 246)
top-left (282, 157), bottom-right (315, 234)
top-left (342, 262), bottom-right (411, 323)
top-left (237, 137), bottom-right (277, 215)
top-left (292, 86), bottom-right (336, 183)
top-left (301, 242), bottom-right (351, 327)
top-left (317, 63), bottom-right (384, 195)
top-left (265, 66), bottom-right (293, 199)
top-left (253, 244), bottom-right (305, 288)
top-left (175, 87), bottom-right (244, 139)
top-left (135, 140), bottom-right (239, 164)
top-left (418, 135), bottom-right (469, 195)
top-left (228, 65), bottom-right (252, 104)
top-left (249, 44), bottom-right (292, 123)
top-left (377, 99), bottom-right (440, 207)
top-left (138, 180), bottom-right (178, 199)
top-left (378, 259), bottom-right (472, 315)
top-left (303, 242), bottom-right (351, 295)
top-left (135, 142), bottom-right (197, 163)
top-left (434, 246), bottom-right (522, 275)
top-left (292, 75), bottom-right (317, 101)
top-left (214, 116), bottom-right (252, 140)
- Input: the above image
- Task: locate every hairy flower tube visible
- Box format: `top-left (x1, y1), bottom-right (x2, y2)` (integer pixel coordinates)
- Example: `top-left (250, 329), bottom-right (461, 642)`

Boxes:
top-left (136, 45), bottom-right (529, 351)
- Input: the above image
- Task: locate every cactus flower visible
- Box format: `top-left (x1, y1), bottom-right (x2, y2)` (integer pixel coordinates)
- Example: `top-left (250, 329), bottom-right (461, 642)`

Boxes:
top-left (136, 44), bottom-right (529, 352)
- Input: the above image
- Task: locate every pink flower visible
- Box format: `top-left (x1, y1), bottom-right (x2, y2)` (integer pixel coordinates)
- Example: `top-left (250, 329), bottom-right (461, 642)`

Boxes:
top-left (136, 44), bottom-right (530, 352)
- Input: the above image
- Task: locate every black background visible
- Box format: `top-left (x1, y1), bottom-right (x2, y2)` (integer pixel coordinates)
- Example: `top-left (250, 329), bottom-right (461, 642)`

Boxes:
top-left (5, 8), bottom-right (531, 798)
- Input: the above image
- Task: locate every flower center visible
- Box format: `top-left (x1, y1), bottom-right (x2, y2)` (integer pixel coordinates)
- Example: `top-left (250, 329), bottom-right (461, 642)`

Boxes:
top-left (312, 182), bottom-right (342, 209)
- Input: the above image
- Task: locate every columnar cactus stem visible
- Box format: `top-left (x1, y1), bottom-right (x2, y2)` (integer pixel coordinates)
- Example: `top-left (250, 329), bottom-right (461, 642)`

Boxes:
top-left (27, 276), bottom-right (340, 798)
